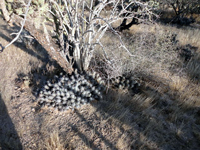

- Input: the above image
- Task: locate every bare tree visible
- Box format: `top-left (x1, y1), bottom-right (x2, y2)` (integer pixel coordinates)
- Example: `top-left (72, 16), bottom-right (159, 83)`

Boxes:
top-left (0, 0), bottom-right (157, 73)
top-left (157, 0), bottom-right (200, 24)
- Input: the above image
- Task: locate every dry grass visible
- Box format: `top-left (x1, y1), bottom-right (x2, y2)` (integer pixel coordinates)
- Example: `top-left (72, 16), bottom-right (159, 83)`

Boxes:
top-left (39, 131), bottom-right (65, 150)
top-left (169, 75), bottom-right (188, 92)
top-left (0, 13), bottom-right (200, 150)
top-left (91, 22), bottom-right (200, 149)
top-left (186, 55), bottom-right (200, 81)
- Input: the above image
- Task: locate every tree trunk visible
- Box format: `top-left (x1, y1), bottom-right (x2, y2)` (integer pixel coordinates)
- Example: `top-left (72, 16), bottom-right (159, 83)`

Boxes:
top-left (9, 13), bottom-right (73, 74)
top-left (0, 0), bottom-right (10, 22)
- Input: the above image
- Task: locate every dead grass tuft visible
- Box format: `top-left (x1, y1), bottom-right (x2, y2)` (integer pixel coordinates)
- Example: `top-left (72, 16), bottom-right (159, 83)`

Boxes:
top-left (39, 131), bottom-right (65, 150)
top-left (169, 75), bottom-right (188, 92)
top-left (186, 55), bottom-right (200, 81)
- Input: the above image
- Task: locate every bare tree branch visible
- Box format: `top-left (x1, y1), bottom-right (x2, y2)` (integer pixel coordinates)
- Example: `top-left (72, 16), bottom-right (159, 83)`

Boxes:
top-left (1, 0), bottom-right (156, 73)
top-left (0, 0), bottom-right (32, 52)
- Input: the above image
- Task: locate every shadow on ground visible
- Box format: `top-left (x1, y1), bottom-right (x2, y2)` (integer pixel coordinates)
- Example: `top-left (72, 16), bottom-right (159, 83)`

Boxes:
top-left (20, 51), bottom-right (200, 149)
top-left (85, 72), bottom-right (200, 149)
top-left (53, 71), bottom-right (200, 149)
top-left (0, 17), bottom-right (63, 96)
top-left (0, 22), bottom-right (50, 63)
top-left (0, 94), bottom-right (23, 150)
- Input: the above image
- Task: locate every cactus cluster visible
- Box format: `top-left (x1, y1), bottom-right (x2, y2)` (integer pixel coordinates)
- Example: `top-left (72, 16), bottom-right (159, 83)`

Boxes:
top-left (109, 76), bottom-right (140, 91)
top-left (37, 70), bottom-right (140, 111)
top-left (37, 71), bottom-right (105, 111)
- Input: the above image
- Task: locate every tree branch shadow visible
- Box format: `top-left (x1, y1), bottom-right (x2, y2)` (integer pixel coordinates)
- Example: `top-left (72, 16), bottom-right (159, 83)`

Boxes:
top-left (74, 110), bottom-right (118, 150)
top-left (89, 71), bottom-right (200, 149)
top-left (69, 123), bottom-right (101, 150)
top-left (0, 23), bottom-right (51, 63)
